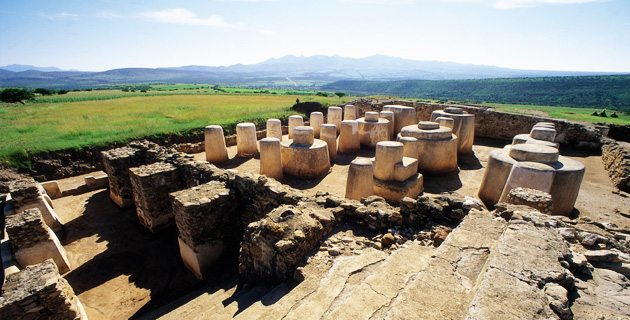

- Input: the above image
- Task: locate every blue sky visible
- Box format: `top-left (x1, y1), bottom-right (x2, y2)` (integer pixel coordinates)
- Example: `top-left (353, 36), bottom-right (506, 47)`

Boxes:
top-left (0, 0), bottom-right (628, 72)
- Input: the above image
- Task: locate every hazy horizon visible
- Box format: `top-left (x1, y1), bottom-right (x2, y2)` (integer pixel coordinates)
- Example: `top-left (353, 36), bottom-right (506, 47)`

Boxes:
top-left (1, 0), bottom-right (629, 73)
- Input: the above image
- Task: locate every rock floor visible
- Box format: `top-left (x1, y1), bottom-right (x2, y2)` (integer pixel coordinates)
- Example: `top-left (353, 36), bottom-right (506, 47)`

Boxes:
top-left (48, 137), bottom-right (630, 319)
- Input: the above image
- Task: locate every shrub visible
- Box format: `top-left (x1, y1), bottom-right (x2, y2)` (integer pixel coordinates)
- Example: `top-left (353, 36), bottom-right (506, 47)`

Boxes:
top-left (0, 88), bottom-right (35, 104)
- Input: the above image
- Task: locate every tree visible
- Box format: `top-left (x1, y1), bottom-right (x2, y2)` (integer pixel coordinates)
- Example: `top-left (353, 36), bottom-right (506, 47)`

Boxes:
top-left (0, 88), bottom-right (35, 104)
top-left (334, 92), bottom-right (346, 99)
top-left (34, 88), bottom-right (56, 96)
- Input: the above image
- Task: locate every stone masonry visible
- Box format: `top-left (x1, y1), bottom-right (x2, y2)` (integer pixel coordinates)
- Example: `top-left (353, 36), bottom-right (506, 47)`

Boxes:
top-left (5, 208), bottom-right (71, 273)
top-left (0, 259), bottom-right (86, 320)
top-left (129, 162), bottom-right (184, 232)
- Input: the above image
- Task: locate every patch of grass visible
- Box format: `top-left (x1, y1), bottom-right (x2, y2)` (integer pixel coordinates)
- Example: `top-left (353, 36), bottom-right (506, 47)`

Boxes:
top-left (0, 94), bottom-right (352, 160)
top-left (481, 103), bottom-right (630, 125)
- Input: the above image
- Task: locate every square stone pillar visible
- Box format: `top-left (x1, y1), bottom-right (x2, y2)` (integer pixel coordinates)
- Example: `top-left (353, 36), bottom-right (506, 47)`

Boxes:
top-left (5, 208), bottom-right (71, 273)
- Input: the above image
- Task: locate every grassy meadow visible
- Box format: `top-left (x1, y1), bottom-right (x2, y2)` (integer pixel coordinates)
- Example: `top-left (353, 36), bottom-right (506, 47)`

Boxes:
top-left (0, 85), bottom-right (354, 167)
top-left (2, 83), bottom-right (628, 169)
top-left (480, 102), bottom-right (630, 125)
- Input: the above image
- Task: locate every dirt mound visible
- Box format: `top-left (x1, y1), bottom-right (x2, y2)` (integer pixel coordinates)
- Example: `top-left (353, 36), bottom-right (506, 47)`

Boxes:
top-left (291, 102), bottom-right (326, 116)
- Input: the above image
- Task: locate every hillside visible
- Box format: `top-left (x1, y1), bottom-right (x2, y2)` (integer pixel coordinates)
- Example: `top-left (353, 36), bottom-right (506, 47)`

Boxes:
top-left (0, 55), bottom-right (619, 90)
top-left (322, 75), bottom-right (630, 110)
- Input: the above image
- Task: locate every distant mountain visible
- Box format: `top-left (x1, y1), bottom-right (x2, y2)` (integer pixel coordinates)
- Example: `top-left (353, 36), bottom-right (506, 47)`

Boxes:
top-left (0, 55), bottom-right (624, 89)
top-left (0, 64), bottom-right (66, 72)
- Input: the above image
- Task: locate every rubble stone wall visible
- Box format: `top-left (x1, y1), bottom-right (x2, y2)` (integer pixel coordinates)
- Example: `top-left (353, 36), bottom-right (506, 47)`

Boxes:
top-left (130, 162), bottom-right (184, 232)
top-left (352, 99), bottom-right (603, 149)
top-left (0, 260), bottom-right (85, 320)
top-left (601, 138), bottom-right (630, 192)
top-left (5, 208), bottom-right (51, 250)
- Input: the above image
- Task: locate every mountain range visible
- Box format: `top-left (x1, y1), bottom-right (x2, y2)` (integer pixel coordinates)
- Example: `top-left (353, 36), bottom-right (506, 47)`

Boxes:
top-left (0, 55), bottom-right (623, 89)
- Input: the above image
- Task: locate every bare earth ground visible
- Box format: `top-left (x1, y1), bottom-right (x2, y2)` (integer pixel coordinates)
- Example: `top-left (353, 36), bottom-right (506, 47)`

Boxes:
top-left (51, 136), bottom-right (630, 319)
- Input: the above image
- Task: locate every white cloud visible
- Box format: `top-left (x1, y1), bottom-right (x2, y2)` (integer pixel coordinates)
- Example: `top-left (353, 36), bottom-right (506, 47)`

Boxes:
top-left (36, 12), bottom-right (79, 20)
top-left (96, 11), bottom-right (122, 19)
top-left (141, 8), bottom-right (242, 28)
top-left (493, 0), bottom-right (606, 9)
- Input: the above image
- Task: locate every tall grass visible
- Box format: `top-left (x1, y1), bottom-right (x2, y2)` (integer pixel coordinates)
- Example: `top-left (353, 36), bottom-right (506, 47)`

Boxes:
top-left (0, 95), bottom-right (307, 163)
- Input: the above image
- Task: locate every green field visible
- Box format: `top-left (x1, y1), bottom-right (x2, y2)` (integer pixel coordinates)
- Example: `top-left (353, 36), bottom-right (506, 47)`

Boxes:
top-left (0, 85), bottom-right (354, 168)
top-left (479, 102), bottom-right (630, 125)
top-left (2, 83), bottom-right (628, 169)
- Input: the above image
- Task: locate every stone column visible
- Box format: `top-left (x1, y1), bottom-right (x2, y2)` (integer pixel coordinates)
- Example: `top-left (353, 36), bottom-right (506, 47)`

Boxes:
top-left (380, 111), bottom-right (395, 140)
top-left (204, 125), bottom-right (229, 164)
top-left (499, 162), bottom-right (556, 203)
top-left (320, 124), bottom-right (338, 162)
top-left (310, 112), bottom-right (324, 138)
top-left (338, 120), bottom-right (360, 154)
top-left (293, 126), bottom-right (315, 145)
top-left (399, 121), bottom-right (458, 174)
top-left (327, 107), bottom-right (343, 133)
top-left (358, 112), bottom-right (390, 149)
top-left (430, 107), bottom-right (475, 154)
top-left (266, 118), bottom-right (282, 140)
top-left (398, 136), bottom-right (419, 159)
top-left (374, 141), bottom-right (404, 181)
top-left (280, 126), bottom-right (330, 179)
top-left (260, 138), bottom-right (283, 180)
top-left (435, 116), bottom-right (454, 130)
top-left (382, 105), bottom-right (417, 135)
top-left (344, 105), bottom-right (357, 120)
top-left (530, 127), bottom-right (557, 142)
top-left (288, 115), bottom-right (304, 139)
top-left (345, 159), bottom-right (374, 200)
top-left (129, 162), bottom-right (183, 233)
top-left (236, 122), bottom-right (259, 157)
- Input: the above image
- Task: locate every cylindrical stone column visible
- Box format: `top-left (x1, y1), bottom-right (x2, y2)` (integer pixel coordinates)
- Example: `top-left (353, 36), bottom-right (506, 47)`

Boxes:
top-left (320, 124), bottom-right (337, 162)
top-left (345, 159), bottom-right (374, 200)
top-left (530, 127), bottom-right (557, 142)
top-left (374, 141), bottom-right (404, 181)
top-left (499, 162), bottom-right (556, 203)
top-left (399, 121), bottom-right (458, 174)
top-left (380, 111), bottom-right (395, 140)
top-left (328, 107), bottom-right (343, 133)
top-left (398, 136), bottom-right (419, 159)
top-left (549, 156), bottom-right (585, 216)
top-left (288, 115), bottom-right (304, 139)
top-left (260, 138), bottom-right (283, 180)
top-left (266, 119), bottom-right (282, 140)
top-left (430, 108), bottom-right (475, 154)
top-left (236, 122), bottom-right (259, 157)
top-left (478, 149), bottom-right (518, 207)
top-left (358, 113), bottom-right (390, 149)
top-left (204, 125), bottom-right (229, 164)
top-left (344, 105), bottom-right (357, 120)
top-left (310, 112), bottom-right (324, 138)
top-left (435, 117), bottom-right (454, 130)
top-left (382, 105), bottom-right (417, 135)
top-left (338, 120), bottom-right (360, 154)
top-left (293, 126), bottom-right (314, 145)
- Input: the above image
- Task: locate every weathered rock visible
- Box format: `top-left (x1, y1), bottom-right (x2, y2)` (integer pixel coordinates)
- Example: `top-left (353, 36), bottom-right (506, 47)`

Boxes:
top-left (0, 260), bottom-right (86, 320)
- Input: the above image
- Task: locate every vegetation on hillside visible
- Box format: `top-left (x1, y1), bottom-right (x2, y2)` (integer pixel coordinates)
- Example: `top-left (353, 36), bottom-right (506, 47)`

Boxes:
top-left (323, 75), bottom-right (630, 111)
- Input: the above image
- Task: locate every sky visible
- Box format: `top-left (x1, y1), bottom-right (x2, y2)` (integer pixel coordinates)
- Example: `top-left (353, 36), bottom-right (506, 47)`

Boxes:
top-left (0, 0), bottom-right (628, 72)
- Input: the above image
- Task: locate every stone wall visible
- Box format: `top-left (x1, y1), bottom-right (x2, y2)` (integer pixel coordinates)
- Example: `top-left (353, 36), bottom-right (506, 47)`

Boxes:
top-left (129, 162), bottom-right (184, 232)
top-left (601, 138), bottom-right (630, 192)
top-left (5, 208), bottom-right (51, 249)
top-left (0, 260), bottom-right (86, 320)
top-left (352, 99), bottom-right (603, 149)
top-left (606, 124), bottom-right (630, 143)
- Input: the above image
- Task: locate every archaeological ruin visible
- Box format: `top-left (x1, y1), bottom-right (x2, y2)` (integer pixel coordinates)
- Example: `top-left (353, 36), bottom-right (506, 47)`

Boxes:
top-left (2, 99), bottom-right (630, 319)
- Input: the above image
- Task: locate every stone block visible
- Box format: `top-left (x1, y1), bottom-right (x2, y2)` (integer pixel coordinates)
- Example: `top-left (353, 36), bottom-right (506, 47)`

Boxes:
top-left (171, 181), bottom-right (238, 279)
top-left (40, 181), bottom-right (62, 199)
top-left (0, 260), bottom-right (86, 320)
top-left (102, 146), bottom-right (144, 208)
top-left (374, 173), bottom-right (424, 204)
top-left (130, 162), bottom-right (183, 233)
top-left (5, 208), bottom-right (70, 273)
